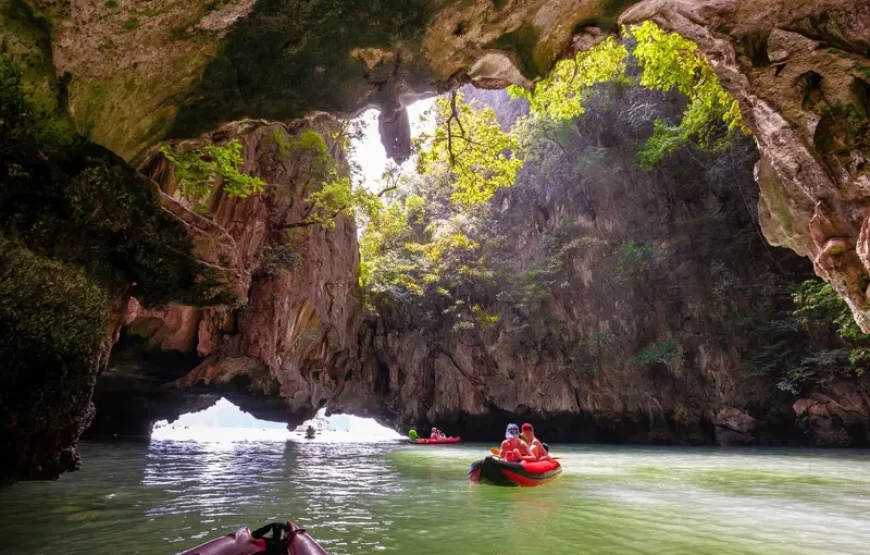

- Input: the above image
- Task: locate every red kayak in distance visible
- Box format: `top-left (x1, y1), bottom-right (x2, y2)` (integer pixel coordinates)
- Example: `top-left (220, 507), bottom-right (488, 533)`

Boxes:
top-left (410, 437), bottom-right (461, 445)
top-left (176, 521), bottom-right (328, 555)
top-left (468, 456), bottom-right (562, 487)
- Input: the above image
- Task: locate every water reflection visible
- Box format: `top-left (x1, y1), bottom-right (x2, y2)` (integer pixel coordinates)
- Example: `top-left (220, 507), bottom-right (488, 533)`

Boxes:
top-left (143, 440), bottom-right (292, 521)
top-left (2, 442), bottom-right (870, 555)
top-left (138, 439), bottom-right (407, 553)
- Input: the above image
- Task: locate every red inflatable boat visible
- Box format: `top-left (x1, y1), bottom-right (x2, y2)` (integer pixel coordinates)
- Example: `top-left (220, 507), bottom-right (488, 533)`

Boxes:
top-left (468, 456), bottom-right (562, 487)
top-left (410, 437), bottom-right (461, 445)
top-left (177, 522), bottom-right (328, 555)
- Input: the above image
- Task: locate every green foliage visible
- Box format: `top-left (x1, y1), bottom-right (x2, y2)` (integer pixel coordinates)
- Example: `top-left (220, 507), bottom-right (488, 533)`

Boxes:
top-left (507, 37), bottom-right (629, 120)
top-left (793, 279), bottom-right (870, 365)
top-left (416, 92), bottom-right (523, 207)
top-left (282, 128), bottom-right (329, 165)
top-left (513, 21), bottom-right (750, 168)
top-left (472, 304), bottom-right (501, 329)
top-left (306, 175), bottom-right (381, 230)
top-left (263, 125), bottom-right (382, 230)
top-left (629, 21), bottom-right (750, 169)
top-left (361, 92), bottom-right (523, 316)
top-left (634, 338), bottom-right (682, 367)
top-left (776, 348), bottom-right (855, 395)
top-left (305, 176), bottom-right (355, 228)
top-left (610, 240), bottom-right (654, 282)
top-left (160, 140), bottom-right (266, 201)
top-left (739, 278), bottom-right (869, 394)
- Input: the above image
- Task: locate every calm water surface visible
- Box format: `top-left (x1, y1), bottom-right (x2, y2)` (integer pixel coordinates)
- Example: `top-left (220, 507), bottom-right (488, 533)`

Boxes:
top-left (1, 440), bottom-right (869, 554)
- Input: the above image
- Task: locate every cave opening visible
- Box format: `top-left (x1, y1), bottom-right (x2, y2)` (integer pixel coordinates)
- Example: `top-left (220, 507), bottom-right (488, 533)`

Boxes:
top-left (150, 398), bottom-right (402, 442)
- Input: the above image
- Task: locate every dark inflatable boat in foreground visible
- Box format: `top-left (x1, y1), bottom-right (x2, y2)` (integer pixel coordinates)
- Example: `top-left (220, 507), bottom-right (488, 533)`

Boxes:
top-left (469, 456), bottom-right (562, 487)
top-left (177, 521), bottom-right (328, 555)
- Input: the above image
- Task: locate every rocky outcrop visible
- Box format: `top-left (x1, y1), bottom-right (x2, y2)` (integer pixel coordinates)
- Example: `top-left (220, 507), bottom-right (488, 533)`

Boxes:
top-left (333, 87), bottom-right (842, 446)
top-left (4, 0), bottom-right (870, 483)
top-left (19, 0), bottom-right (867, 330)
top-left (618, 0), bottom-right (870, 331)
top-left (89, 116), bottom-right (363, 435)
top-left (0, 99), bottom-right (239, 485)
top-left (46, 0), bottom-right (627, 160)
top-left (793, 383), bottom-right (870, 446)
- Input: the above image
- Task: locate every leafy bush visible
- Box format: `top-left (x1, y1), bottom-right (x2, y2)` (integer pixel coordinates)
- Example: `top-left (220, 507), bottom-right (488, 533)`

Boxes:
top-left (160, 140), bottom-right (266, 200)
top-left (792, 279), bottom-right (870, 361)
top-left (507, 36), bottom-right (629, 119)
top-left (634, 338), bottom-right (682, 367)
top-left (509, 21), bottom-right (750, 169)
top-left (741, 278), bottom-right (870, 393)
top-left (630, 21), bottom-right (750, 169)
top-left (415, 92), bottom-right (523, 206)
top-left (610, 240), bottom-right (654, 282)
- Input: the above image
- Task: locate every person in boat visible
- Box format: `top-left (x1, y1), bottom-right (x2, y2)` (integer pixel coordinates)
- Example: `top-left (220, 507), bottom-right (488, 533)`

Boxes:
top-left (430, 427), bottom-right (439, 439)
top-left (409, 427), bottom-right (419, 441)
top-left (521, 423), bottom-right (550, 461)
top-left (499, 423), bottom-right (533, 462)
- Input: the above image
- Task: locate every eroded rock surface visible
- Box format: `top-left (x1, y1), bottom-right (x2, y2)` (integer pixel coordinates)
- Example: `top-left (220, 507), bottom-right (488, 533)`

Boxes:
top-left (337, 88), bottom-right (870, 446)
top-left (90, 116), bottom-right (363, 435)
top-left (3, 0), bottom-right (870, 483)
top-left (95, 88), bottom-right (870, 449)
top-left (619, 0), bottom-right (870, 330)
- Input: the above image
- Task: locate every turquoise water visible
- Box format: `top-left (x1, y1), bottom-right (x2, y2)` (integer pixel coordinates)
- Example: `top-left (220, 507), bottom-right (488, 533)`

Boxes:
top-left (1, 441), bottom-right (870, 554)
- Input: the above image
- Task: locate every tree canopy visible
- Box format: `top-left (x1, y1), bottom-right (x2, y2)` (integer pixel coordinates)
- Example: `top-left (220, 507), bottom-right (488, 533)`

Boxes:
top-left (509, 21), bottom-right (751, 169)
top-left (415, 92), bottom-right (523, 207)
top-left (160, 140), bottom-right (266, 202)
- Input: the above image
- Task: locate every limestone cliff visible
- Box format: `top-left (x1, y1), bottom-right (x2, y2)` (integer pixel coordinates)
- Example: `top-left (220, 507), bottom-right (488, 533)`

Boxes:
top-left (340, 87), bottom-right (870, 447)
top-left (13, 0), bottom-right (870, 328)
top-left (88, 116), bottom-right (363, 436)
top-left (618, 0), bottom-right (870, 331)
top-left (2, 0), bottom-right (870, 483)
top-left (92, 87), bottom-right (870, 449)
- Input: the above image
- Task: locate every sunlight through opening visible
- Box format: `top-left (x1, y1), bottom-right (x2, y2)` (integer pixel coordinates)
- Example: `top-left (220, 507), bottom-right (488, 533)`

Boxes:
top-left (150, 398), bottom-right (401, 442)
top-left (351, 98), bottom-right (436, 192)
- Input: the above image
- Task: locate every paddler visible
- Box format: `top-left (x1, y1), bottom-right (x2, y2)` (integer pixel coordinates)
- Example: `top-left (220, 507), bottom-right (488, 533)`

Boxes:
top-left (521, 423), bottom-right (550, 461)
top-left (409, 427), bottom-right (419, 441)
top-left (499, 423), bottom-right (532, 462)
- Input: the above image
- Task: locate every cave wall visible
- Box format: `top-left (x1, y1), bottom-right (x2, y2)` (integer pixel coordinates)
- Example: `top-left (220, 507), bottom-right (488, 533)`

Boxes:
top-left (26, 0), bottom-right (870, 330)
top-left (2, 0), bottom-right (870, 483)
top-left (618, 0), bottom-right (870, 331)
top-left (333, 87), bottom-right (870, 447)
top-left (90, 116), bottom-right (364, 436)
top-left (0, 0), bottom-right (240, 484)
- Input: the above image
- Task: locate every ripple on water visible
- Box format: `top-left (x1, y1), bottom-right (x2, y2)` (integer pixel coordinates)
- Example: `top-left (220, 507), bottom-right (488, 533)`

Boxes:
top-left (2, 442), bottom-right (870, 554)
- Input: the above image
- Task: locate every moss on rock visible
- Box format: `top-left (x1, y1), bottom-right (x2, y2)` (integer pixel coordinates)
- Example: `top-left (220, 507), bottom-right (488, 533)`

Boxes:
top-left (172, 0), bottom-right (435, 137)
top-left (0, 239), bottom-right (108, 484)
top-left (0, 46), bottom-right (238, 483)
